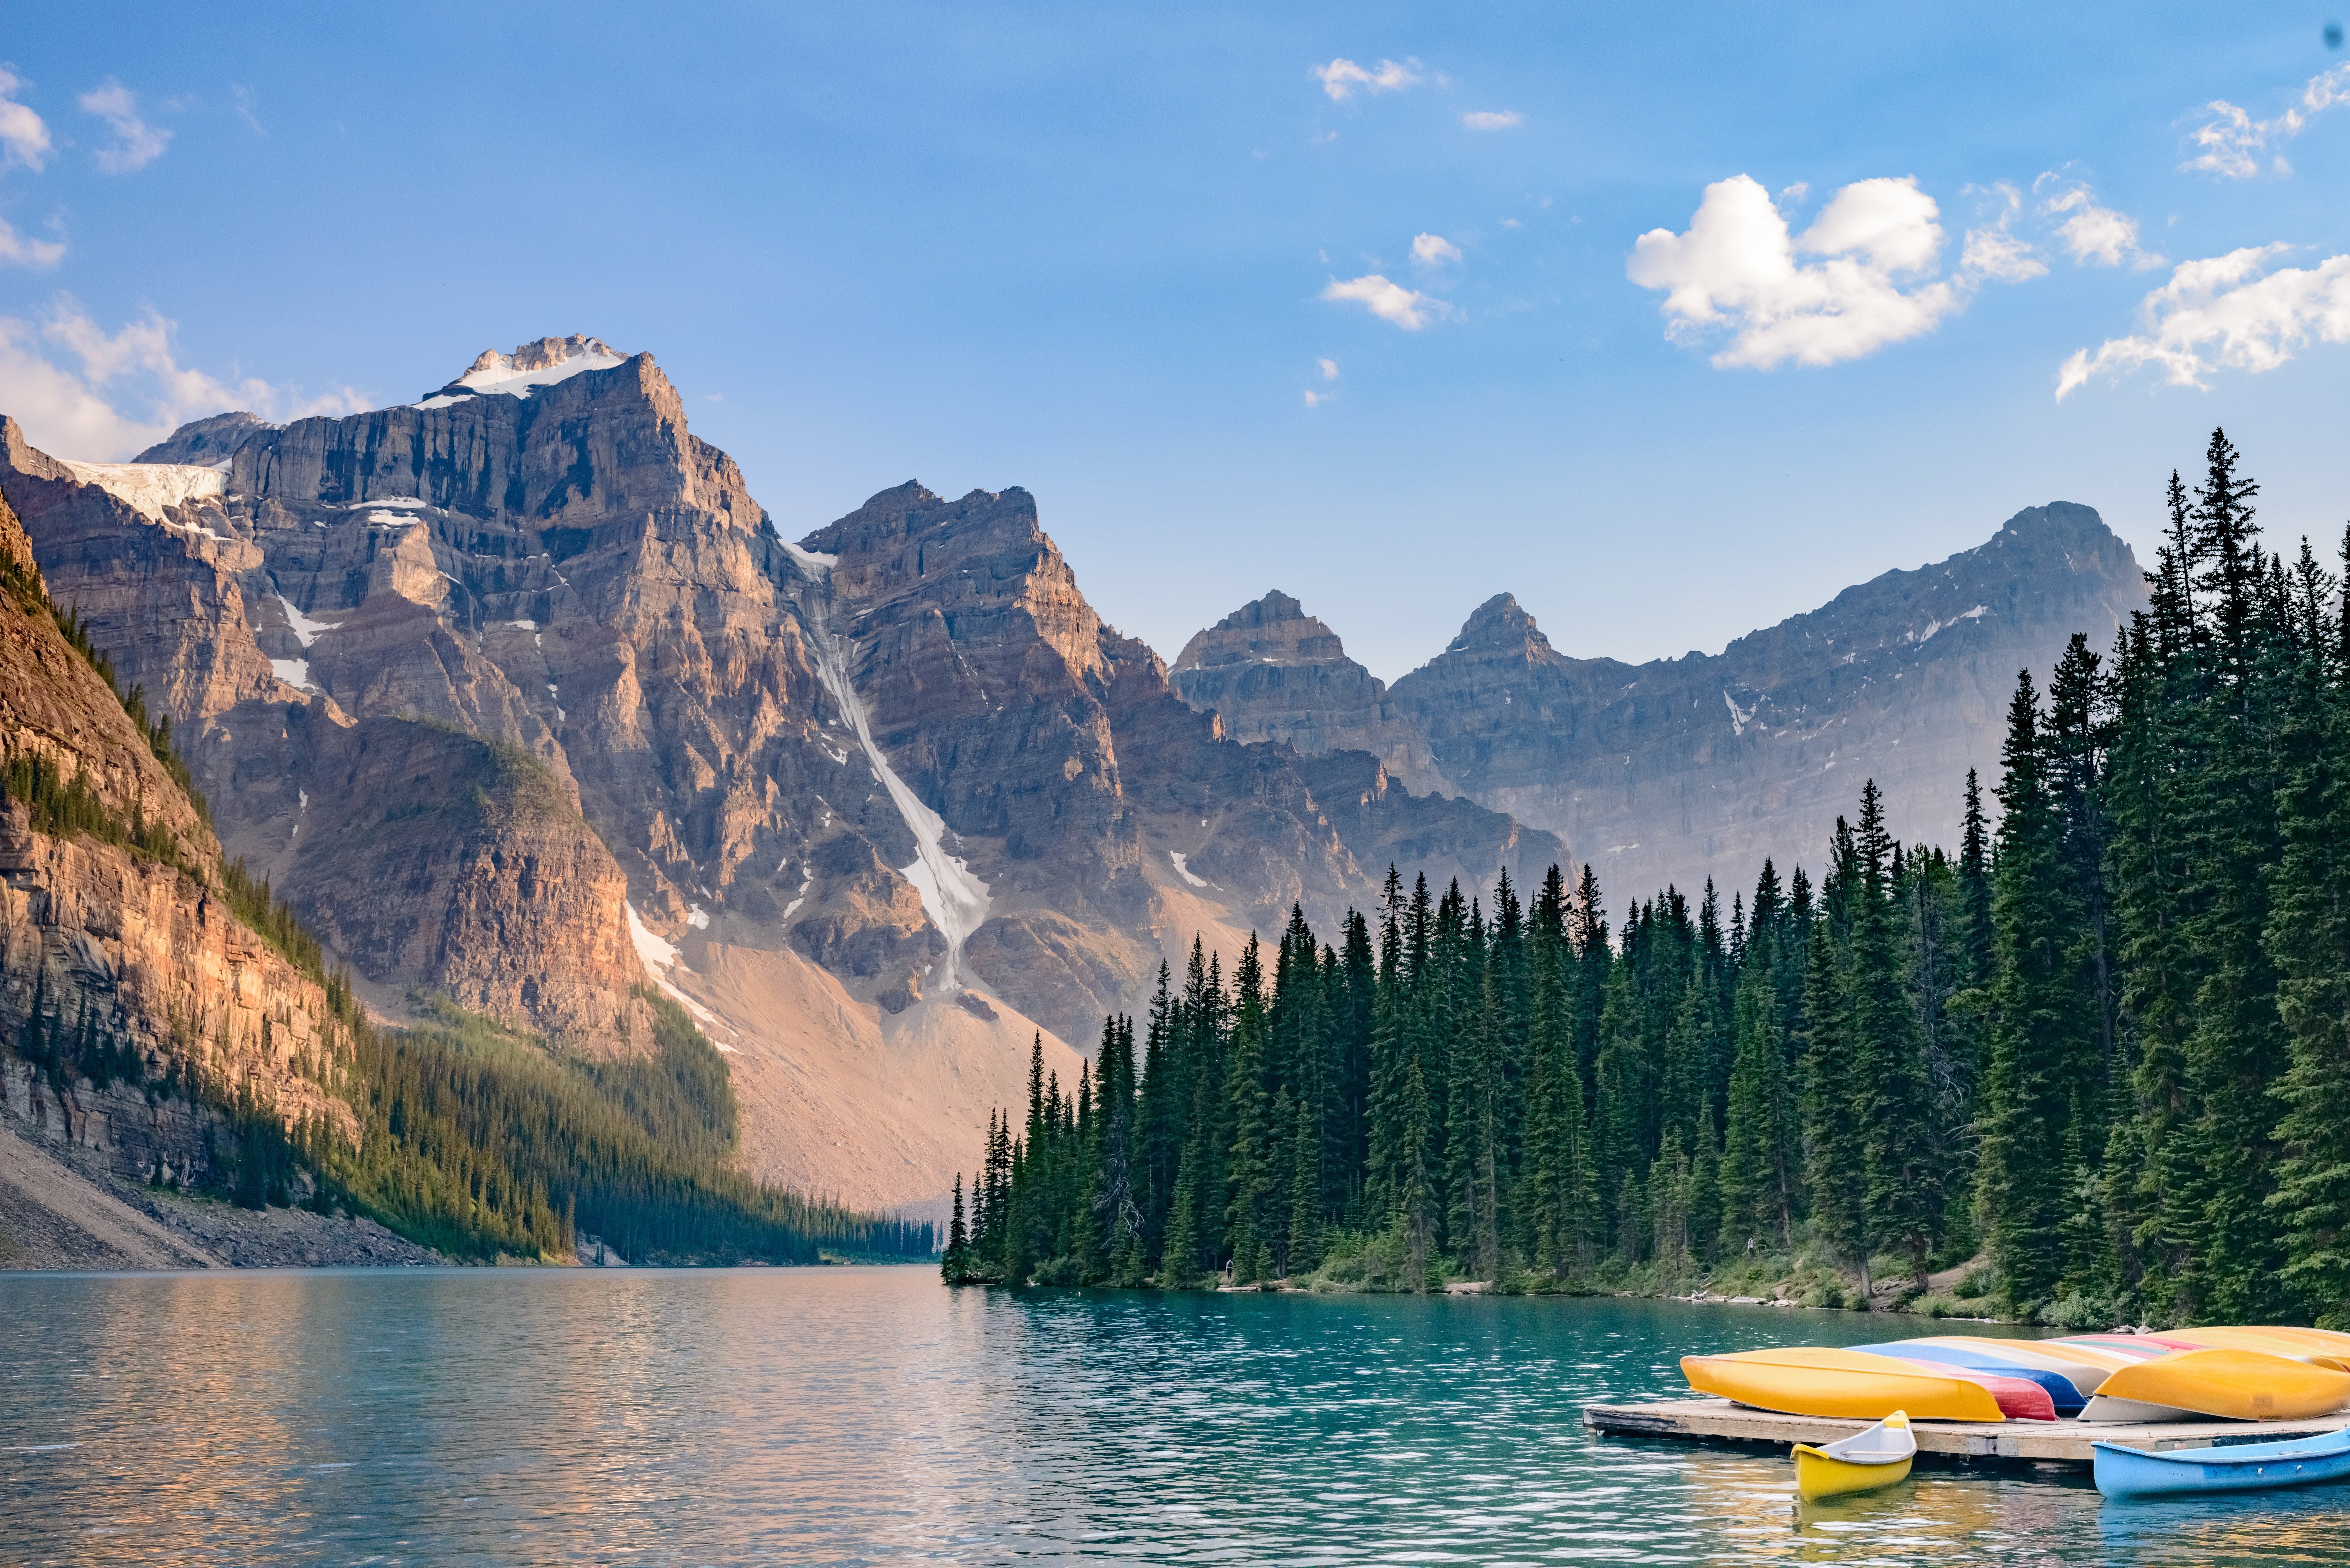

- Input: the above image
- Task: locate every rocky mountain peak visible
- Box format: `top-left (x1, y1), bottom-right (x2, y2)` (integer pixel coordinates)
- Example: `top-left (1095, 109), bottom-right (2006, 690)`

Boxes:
top-left (1169, 587), bottom-right (1450, 796)
top-left (1173, 589), bottom-right (1350, 673)
top-left (1444, 592), bottom-right (1559, 666)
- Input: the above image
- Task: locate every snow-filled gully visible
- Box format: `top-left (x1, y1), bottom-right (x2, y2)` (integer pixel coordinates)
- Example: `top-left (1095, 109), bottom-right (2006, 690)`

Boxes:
top-left (790, 544), bottom-right (991, 992)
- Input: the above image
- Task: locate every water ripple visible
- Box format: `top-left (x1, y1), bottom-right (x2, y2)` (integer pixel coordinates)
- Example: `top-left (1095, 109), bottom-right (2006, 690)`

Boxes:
top-left (2, 1271), bottom-right (2349, 1564)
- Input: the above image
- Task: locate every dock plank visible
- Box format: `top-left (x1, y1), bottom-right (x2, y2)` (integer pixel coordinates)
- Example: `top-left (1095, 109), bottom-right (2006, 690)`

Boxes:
top-left (1583, 1398), bottom-right (2350, 1466)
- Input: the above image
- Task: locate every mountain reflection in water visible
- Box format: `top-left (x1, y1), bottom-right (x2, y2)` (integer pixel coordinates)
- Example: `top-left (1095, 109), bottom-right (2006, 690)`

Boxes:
top-left (2, 1268), bottom-right (2347, 1564)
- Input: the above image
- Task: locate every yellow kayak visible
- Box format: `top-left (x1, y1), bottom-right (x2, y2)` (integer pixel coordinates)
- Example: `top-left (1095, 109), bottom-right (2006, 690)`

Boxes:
top-left (1794, 1410), bottom-right (1915, 1500)
top-left (2094, 1348), bottom-right (2350, 1422)
top-left (1682, 1347), bottom-right (2008, 1422)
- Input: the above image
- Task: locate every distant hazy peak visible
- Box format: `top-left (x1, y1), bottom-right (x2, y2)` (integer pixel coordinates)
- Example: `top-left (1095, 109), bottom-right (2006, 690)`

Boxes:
top-left (1441, 592), bottom-right (1558, 663)
top-left (1993, 500), bottom-right (2113, 545)
top-left (1174, 589), bottom-right (1352, 673)
top-left (1213, 589), bottom-right (1308, 631)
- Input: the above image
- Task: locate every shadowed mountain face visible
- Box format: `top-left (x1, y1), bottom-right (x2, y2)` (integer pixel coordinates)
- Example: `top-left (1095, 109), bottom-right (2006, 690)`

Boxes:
top-left (1176, 504), bottom-right (2148, 906)
top-left (0, 342), bottom-right (1568, 1208)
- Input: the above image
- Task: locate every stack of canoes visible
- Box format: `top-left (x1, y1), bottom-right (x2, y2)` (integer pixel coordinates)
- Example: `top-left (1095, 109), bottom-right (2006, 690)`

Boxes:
top-left (1681, 1325), bottom-right (2350, 1423)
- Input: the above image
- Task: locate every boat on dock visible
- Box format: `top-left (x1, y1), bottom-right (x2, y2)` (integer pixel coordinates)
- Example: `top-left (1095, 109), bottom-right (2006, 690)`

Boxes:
top-left (1793, 1410), bottom-right (1915, 1499)
top-left (2093, 1426), bottom-right (2350, 1499)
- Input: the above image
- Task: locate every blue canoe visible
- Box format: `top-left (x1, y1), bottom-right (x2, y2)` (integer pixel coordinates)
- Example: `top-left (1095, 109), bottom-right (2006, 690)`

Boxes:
top-left (2094, 1426), bottom-right (2350, 1499)
top-left (1850, 1342), bottom-right (2089, 1416)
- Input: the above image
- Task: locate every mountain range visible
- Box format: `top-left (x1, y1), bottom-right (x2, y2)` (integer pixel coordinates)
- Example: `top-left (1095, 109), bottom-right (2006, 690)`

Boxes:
top-left (0, 335), bottom-right (2147, 1212)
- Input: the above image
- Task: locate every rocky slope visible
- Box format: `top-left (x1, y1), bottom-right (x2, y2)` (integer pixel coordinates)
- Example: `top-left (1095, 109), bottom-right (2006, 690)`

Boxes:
top-left (1178, 505), bottom-right (2147, 905)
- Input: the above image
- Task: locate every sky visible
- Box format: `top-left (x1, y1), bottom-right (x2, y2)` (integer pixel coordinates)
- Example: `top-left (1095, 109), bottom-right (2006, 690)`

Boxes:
top-left (3, 2), bottom-right (2347, 679)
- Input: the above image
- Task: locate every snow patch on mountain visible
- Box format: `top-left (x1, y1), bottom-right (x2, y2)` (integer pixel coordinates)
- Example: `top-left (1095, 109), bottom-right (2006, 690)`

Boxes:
top-left (415, 334), bottom-right (628, 408)
top-left (277, 594), bottom-right (343, 648)
top-left (58, 459), bottom-right (225, 523)
top-left (797, 562), bottom-right (990, 991)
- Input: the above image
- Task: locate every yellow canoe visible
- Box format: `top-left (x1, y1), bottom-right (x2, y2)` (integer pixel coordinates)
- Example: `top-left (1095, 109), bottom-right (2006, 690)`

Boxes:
top-left (1682, 1347), bottom-right (2008, 1422)
top-left (2096, 1347), bottom-right (2350, 1422)
top-left (1794, 1410), bottom-right (1915, 1500)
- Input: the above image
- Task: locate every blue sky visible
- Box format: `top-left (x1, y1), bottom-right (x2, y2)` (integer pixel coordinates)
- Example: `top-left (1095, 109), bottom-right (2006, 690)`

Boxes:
top-left (3, 2), bottom-right (2347, 677)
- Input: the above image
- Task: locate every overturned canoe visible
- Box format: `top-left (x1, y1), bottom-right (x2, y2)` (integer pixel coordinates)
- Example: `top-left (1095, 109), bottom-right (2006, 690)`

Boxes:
top-left (2149, 1326), bottom-right (2350, 1372)
top-left (2094, 1426), bottom-right (2350, 1499)
top-left (1794, 1409), bottom-right (1916, 1500)
top-left (1901, 1336), bottom-right (2122, 1395)
top-left (1680, 1346), bottom-right (2035, 1422)
top-left (1852, 1341), bottom-right (2089, 1415)
top-left (2075, 1346), bottom-right (2350, 1423)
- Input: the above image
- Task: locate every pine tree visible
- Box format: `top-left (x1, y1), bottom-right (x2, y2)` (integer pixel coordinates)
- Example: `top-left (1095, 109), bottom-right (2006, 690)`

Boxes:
top-left (1977, 671), bottom-right (2081, 1313)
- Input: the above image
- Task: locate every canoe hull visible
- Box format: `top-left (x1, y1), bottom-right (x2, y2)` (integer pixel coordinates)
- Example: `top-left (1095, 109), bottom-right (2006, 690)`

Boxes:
top-left (2094, 1429), bottom-right (2350, 1499)
top-left (1794, 1446), bottom-right (1913, 1501)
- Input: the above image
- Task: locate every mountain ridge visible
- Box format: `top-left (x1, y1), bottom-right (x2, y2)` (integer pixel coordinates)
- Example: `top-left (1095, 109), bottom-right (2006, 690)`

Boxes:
top-left (0, 336), bottom-right (2145, 1210)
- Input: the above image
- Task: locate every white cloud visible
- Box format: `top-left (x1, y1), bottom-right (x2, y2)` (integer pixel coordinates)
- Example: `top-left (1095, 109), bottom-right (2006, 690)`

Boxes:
top-left (0, 298), bottom-right (368, 458)
top-left (2055, 245), bottom-right (2350, 399)
top-left (1411, 232), bottom-right (1462, 265)
top-left (1461, 109), bottom-right (1522, 130)
top-left (1779, 181), bottom-right (1810, 203)
top-left (1313, 57), bottom-right (1421, 102)
top-left (2183, 63), bottom-right (2350, 179)
top-left (1499, 216), bottom-right (1521, 229)
top-left (1959, 183), bottom-right (2045, 283)
top-left (1316, 357), bottom-right (1338, 380)
top-left (0, 215), bottom-right (63, 269)
top-left (231, 83), bottom-right (263, 136)
top-left (1627, 173), bottom-right (2035, 369)
top-left (1321, 273), bottom-right (1447, 330)
top-left (0, 66), bottom-right (52, 171)
top-left (78, 79), bottom-right (171, 173)
top-left (2035, 175), bottom-right (2161, 269)
top-left (1302, 389), bottom-right (1328, 408)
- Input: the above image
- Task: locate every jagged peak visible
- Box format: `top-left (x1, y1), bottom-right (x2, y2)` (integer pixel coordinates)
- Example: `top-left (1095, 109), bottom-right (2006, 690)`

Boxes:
top-left (1448, 592), bottom-right (1554, 655)
top-left (1175, 589), bottom-right (1353, 673)
top-left (459, 334), bottom-right (626, 388)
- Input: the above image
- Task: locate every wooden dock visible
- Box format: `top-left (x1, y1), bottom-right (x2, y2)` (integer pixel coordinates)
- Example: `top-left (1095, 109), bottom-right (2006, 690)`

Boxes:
top-left (1583, 1398), bottom-right (2350, 1467)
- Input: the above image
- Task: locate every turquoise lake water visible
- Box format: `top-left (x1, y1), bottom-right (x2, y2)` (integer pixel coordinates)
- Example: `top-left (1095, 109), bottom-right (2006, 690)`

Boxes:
top-left (4, 1267), bottom-right (2348, 1565)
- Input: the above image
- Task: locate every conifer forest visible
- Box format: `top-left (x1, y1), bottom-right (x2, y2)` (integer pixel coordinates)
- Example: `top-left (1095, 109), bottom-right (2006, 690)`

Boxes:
top-left (943, 430), bottom-right (2350, 1331)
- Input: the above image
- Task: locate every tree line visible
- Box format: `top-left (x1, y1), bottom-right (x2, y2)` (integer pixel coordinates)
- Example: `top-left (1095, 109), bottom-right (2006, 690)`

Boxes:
top-left (944, 429), bottom-right (2350, 1331)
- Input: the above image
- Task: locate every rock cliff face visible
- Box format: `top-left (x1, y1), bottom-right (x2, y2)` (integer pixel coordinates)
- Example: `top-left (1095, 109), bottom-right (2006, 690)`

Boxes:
top-left (0, 488), bottom-right (356, 1201)
top-left (1177, 505), bottom-right (2147, 905)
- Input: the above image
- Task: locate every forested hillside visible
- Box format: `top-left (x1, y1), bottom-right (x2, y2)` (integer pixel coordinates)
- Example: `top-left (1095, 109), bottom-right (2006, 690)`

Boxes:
top-left (946, 429), bottom-right (2350, 1332)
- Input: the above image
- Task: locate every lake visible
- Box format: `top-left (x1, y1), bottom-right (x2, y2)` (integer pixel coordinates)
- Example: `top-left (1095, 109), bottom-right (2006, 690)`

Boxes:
top-left (3, 1267), bottom-right (2347, 1565)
